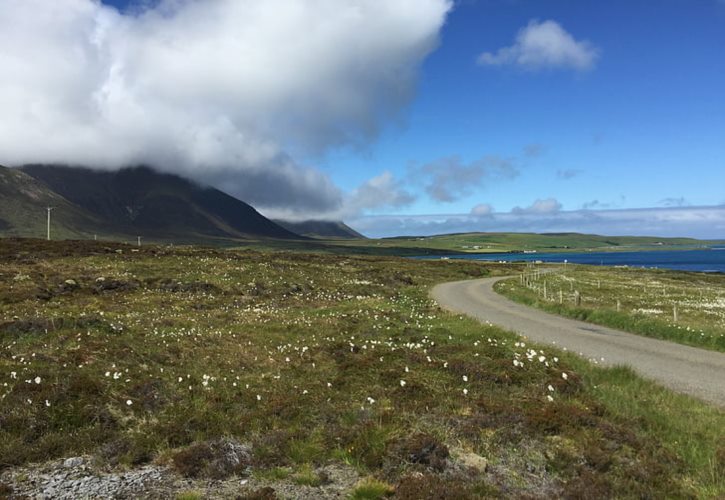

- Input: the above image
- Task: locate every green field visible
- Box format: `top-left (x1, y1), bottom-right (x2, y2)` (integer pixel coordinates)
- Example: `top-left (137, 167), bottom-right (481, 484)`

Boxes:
top-left (0, 239), bottom-right (723, 497)
top-left (322, 232), bottom-right (718, 255)
top-left (495, 265), bottom-right (725, 352)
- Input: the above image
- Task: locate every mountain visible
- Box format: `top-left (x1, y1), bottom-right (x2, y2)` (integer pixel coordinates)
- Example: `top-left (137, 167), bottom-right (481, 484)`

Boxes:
top-left (1, 164), bottom-right (302, 242)
top-left (273, 219), bottom-right (365, 239)
top-left (0, 165), bottom-right (106, 240)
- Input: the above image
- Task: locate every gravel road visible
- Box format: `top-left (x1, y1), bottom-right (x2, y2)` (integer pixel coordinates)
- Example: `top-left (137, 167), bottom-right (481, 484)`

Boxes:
top-left (431, 276), bottom-right (725, 407)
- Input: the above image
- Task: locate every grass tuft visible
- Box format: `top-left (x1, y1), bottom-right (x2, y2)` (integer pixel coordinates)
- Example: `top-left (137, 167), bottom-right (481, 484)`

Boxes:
top-left (349, 477), bottom-right (394, 499)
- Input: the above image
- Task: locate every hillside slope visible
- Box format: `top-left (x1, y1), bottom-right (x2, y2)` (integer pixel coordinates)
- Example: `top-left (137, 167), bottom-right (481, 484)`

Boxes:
top-left (273, 219), bottom-right (365, 239)
top-left (0, 165), bottom-right (106, 240)
top-left (17, 165), bottom-right (301, 241)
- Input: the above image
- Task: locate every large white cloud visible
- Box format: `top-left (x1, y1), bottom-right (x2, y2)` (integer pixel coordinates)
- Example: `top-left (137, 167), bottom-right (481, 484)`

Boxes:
top-left (0, 0), bottom-right (451, 216)
top-left (477, 19), bottom-right (599, 71)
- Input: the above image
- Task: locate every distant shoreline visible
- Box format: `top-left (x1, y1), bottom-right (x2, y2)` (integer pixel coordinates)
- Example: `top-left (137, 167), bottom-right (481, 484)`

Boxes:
top-left (412, 247), bottom-right (725, 274)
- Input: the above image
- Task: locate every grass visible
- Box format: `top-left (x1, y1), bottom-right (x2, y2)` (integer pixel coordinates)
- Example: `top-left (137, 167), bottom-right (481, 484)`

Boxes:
top-left (291, 463), bottom-right (325, 487)
top-left (495, 264), bottom-right (725, 351)
top-left (0, 239), bottom-right (723, 497)
top-left (349, 477), bottom-right (395, 499)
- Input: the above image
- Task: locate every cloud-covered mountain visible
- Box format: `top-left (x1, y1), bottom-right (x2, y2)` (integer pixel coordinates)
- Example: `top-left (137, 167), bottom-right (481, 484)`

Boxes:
top-left (0, 0), bottom-right (451, 220)
top-left (2, 164), bottom-right (301, 242)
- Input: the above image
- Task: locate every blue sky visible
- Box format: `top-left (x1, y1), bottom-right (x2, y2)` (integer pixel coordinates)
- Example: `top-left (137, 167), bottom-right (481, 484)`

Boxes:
top-left (320, 0), bottom-right (725, 215)
top-left (4, 0), bottom-right (724, 237)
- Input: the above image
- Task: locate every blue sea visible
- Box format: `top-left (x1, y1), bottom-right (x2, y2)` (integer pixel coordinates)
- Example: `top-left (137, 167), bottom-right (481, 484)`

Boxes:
top-left (422, 248), bottom-right (725, 273)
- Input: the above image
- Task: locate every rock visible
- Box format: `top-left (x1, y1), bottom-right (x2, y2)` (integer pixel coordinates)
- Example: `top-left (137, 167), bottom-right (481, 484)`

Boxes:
top-left (171, 438), bottom-right (252, 479)
top-left (63, 457), bottom-right (84, 468)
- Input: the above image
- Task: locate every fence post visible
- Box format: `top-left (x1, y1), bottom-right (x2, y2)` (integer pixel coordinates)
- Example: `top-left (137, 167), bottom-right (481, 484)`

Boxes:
top-left (574, 290), bottom-right (581, 306)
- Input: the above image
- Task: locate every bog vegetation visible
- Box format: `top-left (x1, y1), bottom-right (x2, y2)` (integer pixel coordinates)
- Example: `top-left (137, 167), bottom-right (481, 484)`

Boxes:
top-left (0, 239), bottom-right (723, 497)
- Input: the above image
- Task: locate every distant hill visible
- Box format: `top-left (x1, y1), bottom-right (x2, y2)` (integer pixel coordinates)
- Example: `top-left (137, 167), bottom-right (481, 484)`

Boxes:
top-left (273, 219), bottom-right (365, 239)
top-left (1, 164), bottom-right (302, 242)
top-left (373, 231), bottom-right (713, 253)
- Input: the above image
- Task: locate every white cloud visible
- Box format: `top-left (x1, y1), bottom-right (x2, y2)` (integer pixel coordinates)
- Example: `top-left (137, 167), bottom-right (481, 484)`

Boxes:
top-left (0, 0), bottom-right (451, 216)
top-left (415, 155), bottom-right (518, 203)
top-left (470, 203), bottom-right (494, 217)
top-left (477, 19), bottom-right (599, 71)
top-left (269, 170), bottom-right (415, 221)
top-left (512, 197), bottom-right (562, 214)
top-left (346, 171), bottom-right (415, 214)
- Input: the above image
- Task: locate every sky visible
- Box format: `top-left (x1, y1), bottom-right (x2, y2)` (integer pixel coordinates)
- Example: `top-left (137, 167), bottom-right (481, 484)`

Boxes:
top-left (1, 0), bottom-right (724, 238)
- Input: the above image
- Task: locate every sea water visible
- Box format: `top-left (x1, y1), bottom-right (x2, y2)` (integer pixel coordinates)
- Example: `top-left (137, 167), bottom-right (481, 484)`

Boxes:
top-left (423, 248), bottom-right (725, 273)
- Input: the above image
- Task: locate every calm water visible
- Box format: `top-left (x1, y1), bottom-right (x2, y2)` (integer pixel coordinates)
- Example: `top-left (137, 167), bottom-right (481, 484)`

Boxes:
top-left (422, 248), bottom-right (725, 273)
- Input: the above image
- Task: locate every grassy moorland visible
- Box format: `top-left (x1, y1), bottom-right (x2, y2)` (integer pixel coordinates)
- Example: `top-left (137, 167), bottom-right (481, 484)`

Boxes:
top-left (495, 265), bottom-right (725, 352)
top-left (0, 239), bottom-right (723, 498)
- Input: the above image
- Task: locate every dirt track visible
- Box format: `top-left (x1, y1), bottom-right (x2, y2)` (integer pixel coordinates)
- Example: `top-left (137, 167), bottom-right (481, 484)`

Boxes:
top-left (431, 276), bottom-right (725, 407)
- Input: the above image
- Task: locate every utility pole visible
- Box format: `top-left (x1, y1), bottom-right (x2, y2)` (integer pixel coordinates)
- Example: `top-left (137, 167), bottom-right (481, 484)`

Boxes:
top-left (46, 207), bottom-right (54, 241)
top-left (137, 236), bottom-right (141, 247)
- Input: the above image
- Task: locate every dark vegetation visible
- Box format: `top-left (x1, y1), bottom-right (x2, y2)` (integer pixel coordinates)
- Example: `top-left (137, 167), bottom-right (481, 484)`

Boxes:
top-left (0, 239), bottom-right (722, 497)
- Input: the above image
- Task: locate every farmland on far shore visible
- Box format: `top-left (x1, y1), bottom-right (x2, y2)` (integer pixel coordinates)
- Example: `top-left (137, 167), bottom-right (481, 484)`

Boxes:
top-left (320, 232), bottom-right (719, 255)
